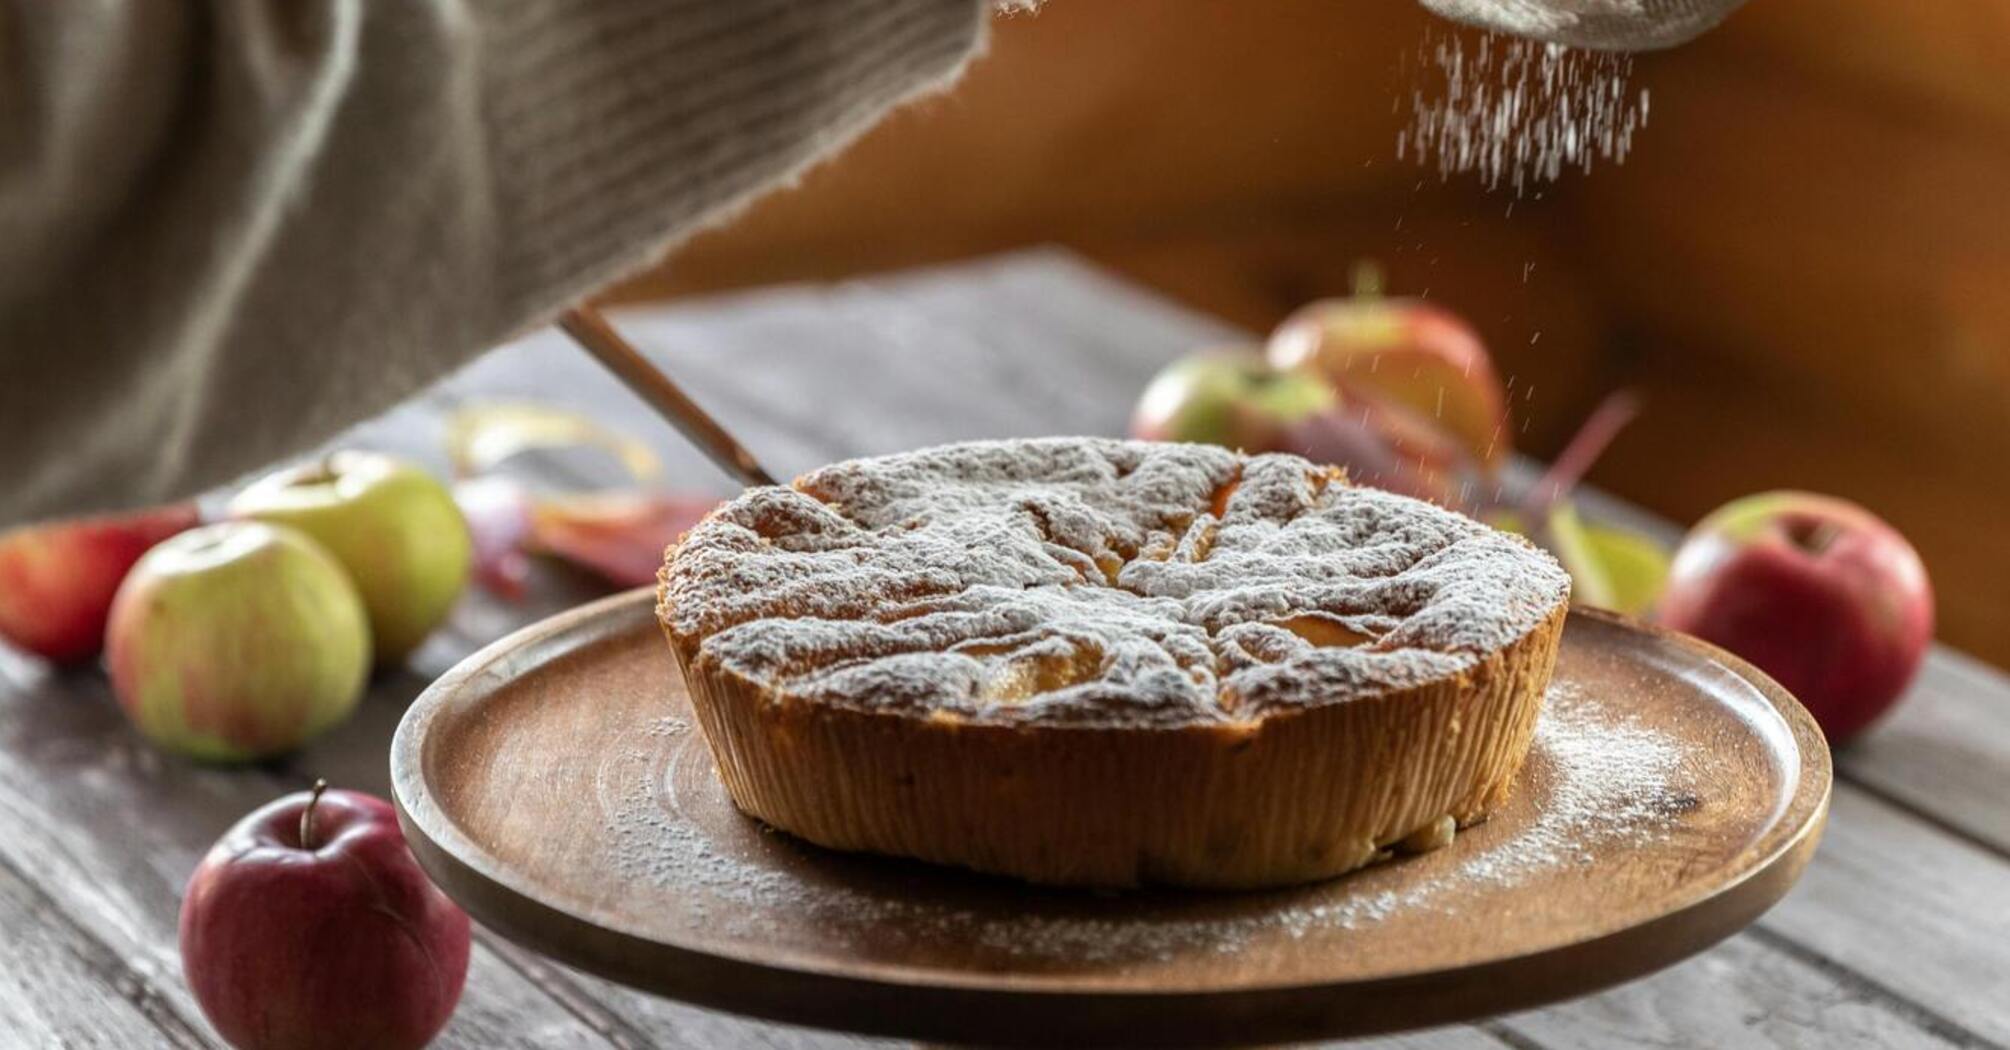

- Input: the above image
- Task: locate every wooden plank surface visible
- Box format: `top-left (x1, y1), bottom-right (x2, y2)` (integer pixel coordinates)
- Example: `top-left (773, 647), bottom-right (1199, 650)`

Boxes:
top-left (0, 850), bottom-right (210, 1049)
top-left (1498, 935), bottom-right (1970, 1050)
top-left (1761, 790), bottom-right (2010, 1047)
top-left (1841, 650), bottom-right (2010, 854)
top-left (4, 250), bottom-right (2009, 1049)
top-left (0, 656), bottom-right (616, 1049)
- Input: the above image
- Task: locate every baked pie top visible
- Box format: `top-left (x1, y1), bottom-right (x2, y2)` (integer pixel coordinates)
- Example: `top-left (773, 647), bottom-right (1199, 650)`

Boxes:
top-left (659, 438), bottom-right (1569, 730)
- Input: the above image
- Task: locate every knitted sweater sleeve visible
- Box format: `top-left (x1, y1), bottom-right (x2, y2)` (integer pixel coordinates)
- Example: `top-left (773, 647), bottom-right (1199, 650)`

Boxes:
top-left (0, 1), bottom-right (986, 525)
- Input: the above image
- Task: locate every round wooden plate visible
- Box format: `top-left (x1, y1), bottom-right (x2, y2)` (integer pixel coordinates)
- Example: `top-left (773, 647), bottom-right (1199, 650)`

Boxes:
top-left (392, 590), bottom-right (1830, 1048)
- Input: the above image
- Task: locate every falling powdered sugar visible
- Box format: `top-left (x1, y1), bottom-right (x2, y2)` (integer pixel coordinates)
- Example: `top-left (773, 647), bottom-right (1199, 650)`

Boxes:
top-left (1399, 29), bottom-right (1651, 193)
top-left (603, 678), bottom-right (1691, 965)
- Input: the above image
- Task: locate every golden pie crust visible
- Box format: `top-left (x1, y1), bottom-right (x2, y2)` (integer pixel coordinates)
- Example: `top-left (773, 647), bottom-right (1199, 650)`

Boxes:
top-left (659, 438), bottom-right (1570, 888)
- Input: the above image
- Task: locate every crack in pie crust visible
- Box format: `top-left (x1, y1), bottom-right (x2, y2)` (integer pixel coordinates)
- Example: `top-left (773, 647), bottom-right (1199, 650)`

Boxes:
top-left (657, 438), bottom-right (1571, 888)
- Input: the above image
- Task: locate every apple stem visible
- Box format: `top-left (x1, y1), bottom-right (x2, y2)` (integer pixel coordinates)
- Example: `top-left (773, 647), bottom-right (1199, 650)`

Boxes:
top-left (1521, 388), bottom-right (1642, 533)
top-left (300, 779), bottom-right (329, 850)
top-left (1792, 519), bottom-right (1843, 556)
top-left (290, 452), bottom-right (342, 488)
top-left (1351, 259), bottom-right (1385, 300)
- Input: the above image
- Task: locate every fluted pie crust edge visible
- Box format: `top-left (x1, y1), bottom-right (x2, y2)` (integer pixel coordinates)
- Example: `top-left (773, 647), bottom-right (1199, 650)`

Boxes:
top-left (661, 602), bottom-right (1565, 889)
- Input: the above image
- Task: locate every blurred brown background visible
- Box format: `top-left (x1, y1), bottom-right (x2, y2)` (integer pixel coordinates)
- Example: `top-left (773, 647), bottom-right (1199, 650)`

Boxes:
top-left (604, 0), bottom-right (2010, 667)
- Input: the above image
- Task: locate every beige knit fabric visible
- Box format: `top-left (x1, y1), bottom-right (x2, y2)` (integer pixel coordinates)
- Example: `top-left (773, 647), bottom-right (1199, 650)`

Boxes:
top-left (1419, 0), bottom-right (1746, 50)
top-left (0, 1), bottom-right (986, 525)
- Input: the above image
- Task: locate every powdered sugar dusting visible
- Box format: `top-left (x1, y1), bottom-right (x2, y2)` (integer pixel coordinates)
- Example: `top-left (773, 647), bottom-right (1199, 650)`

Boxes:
top-left (1400, 29), bottom-right (1650, 193)
top-left (603, 678), bottom-right (1690, 965)
top-left (660, 438), bottom-right (1569, 728)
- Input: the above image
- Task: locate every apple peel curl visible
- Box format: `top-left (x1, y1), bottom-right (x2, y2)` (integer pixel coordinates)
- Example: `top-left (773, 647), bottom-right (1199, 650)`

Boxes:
top-left (446, 404), bottom-right (720, 596)
top-left (445, 402), bottom-right (662, 483)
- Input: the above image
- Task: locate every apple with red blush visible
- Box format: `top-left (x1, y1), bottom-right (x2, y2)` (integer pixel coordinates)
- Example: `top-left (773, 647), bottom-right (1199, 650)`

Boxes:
top-left (1266, 264), bottom-right (1509, 472)
top-left (1130, 350), bottom-right (1338, 453)
top-left (181, 781), bottom-right (471, 1050)
top-left (106, 521), bottom-right (371, 762)
top-left (0, 503), bottom-right (200, 664)
top-left (1280, 400), bottom-right (1466, 505)
top-left (1656, 491), bottom-right (1934, 745)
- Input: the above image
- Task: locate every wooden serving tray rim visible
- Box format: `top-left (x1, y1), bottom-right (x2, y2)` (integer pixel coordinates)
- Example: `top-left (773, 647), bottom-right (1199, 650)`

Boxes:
top-left (391, 589), bottom-right (1831, 1035)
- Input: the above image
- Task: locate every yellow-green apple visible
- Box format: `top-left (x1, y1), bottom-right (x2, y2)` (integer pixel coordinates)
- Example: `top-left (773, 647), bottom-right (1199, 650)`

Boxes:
top-left (181, 782), bottom-right (471, 1050)
top-left (229, 451), bottom-right (471, 665)
top-left (106, 522), bottom-right (369, 762)
top-left (1131, 351), bottom-right (1338, 453)
top-left (1266, 272), bottom-right (1508, 471)
top-left (1656, 492), bottom-right (1934, 745)
top-left (0, 504), bottom-right (199, 664)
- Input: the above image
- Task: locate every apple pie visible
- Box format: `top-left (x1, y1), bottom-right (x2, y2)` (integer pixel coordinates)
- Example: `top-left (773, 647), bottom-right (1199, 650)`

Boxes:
top-left (658, 438), bottom-right (1570, 888)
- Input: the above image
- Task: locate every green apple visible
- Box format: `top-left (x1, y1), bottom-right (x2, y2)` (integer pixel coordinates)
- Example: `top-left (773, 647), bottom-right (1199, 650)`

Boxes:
top-left (229, 451), bottom-right (471, 665)
top-left (105, 522), bottom-right (370, 762)
top-left (1130, 350), bottom-right (1338, 453)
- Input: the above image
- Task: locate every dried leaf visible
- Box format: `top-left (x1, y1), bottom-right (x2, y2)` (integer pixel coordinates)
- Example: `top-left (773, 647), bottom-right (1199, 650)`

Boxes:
top-left (529, 491), bottom-right (719, 590)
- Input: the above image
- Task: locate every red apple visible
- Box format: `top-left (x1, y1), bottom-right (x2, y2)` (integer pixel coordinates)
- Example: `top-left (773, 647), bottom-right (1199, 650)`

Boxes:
top-left (0, 504), bottom-right (200, 664)
top-left (1266, 268), bottom-right (1508, 471)
top-left (181, 782), bottom-right (471, 1050)
top-left (1656, 491), bottom-right (1934, 745)
top-left (1131, 350), bottom-right (1338, 453)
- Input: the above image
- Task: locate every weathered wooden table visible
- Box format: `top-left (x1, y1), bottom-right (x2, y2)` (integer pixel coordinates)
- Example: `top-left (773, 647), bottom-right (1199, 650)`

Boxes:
top-left (4, 252), bottom-right (2006, 1049)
